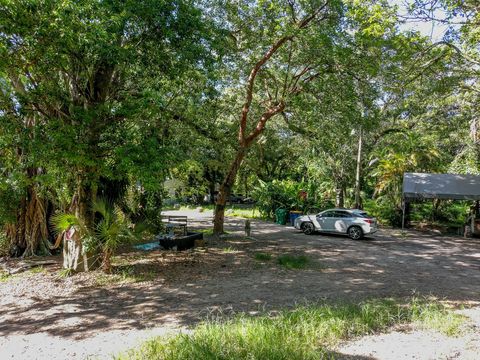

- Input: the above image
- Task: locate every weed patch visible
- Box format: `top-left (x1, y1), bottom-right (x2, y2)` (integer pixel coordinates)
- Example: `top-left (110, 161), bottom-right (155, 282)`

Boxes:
top-left (117, 298), bottom-right (465, 360)
top-left (254, 252), bottom-right (272, 261)
top-left (94, 265), bottom-right (157, 286)
top-left (58, 268), bottom-right (74, 278)
top-left (277, 254), bottom-right (309, 269)
top-left (0, 271), bottom-right (10, 282)
top-left (222, 246), bottom-right (237, 254)
top-left (410, 299), bottom-right (465, 336)
top-left (29, 266), bottom-right (46, 274)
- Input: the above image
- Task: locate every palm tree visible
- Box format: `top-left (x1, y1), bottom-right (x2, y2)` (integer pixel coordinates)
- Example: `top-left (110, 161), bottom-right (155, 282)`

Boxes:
top-left (52, 198), bottom-right (142, 273)
top-left (93, 198), bottom-right (139, 273)
top-left (51, 212), bottom-right (97, 272)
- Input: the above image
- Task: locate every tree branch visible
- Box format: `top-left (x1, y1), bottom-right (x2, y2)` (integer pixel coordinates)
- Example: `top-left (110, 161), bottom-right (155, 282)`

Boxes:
top-left (298, 1), bottom-right (329, 29)
top-left (433, 41), bottom-right (480, 66)
top-left (239, 35), bottom-right (293, 145)
top-left (239, 2), bottom-right (330, 146)
top-left (244, 101), bottom-right (285, 146)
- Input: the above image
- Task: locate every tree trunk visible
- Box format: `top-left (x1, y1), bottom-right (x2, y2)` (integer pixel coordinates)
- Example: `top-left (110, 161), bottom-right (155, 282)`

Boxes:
top-left (62, 170), bottom-right (99, 272)
top-left (102, 248), bottom-right (113, 273)
top-left (209, 184), bottom-right (216, 205)
top-left (213, 148), bottom-right (247, 234)
top-left (354, 128), bottom-right (363, 209)
top-left (74, 171), bottom-right (98, 228)
top-left (63, 231), bottom-right (82, 271)
top-left (62, 228), bottom-right (100, 272)
top-left (211, 4), bottom-right (325, 234)
top-left (335, 184), bottom-right (344, 208)
top-left (470, 118), bottom-right (477, 142)
top-left (244, 174), bottom-right (249, 197)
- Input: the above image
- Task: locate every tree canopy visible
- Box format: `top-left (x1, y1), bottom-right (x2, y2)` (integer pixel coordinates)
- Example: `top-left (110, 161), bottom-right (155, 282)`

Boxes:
top-left (0, 0), bottom-right (478, 259)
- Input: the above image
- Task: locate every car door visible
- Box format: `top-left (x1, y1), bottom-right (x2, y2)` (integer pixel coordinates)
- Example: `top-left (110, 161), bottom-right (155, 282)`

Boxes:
top-left (316, 211), bottom-right (336, 231)
top-left (332, 211), bottom-right (350, 233)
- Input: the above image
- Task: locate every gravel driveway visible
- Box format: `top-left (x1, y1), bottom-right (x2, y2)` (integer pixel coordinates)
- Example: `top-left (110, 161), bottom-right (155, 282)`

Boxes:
top-left (1, 209), bottom-right (480, 359)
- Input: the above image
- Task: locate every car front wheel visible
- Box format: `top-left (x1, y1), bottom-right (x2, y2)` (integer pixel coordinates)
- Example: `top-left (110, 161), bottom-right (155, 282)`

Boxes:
top-left (301, 222), bottom-right (315, 235)
top-left (348, 226), bottom-right (363, 240)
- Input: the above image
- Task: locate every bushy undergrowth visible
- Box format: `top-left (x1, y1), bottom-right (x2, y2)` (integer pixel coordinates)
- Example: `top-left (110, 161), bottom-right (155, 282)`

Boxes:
top-left (252, 180), bottom-right (331, 218)
top-left (363, 198), bottom-right (469, 227)
top-left (117, 299), bottom-right (465, 360)
top-left (363, 198), bottom-right (402, 226)
top-left (410, 201), bottom-right (469, 227)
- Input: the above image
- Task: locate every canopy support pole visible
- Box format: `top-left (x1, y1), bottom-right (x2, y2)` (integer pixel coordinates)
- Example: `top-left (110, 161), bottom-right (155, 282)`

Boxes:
top-left (402, 197), bottom-right (406, 230)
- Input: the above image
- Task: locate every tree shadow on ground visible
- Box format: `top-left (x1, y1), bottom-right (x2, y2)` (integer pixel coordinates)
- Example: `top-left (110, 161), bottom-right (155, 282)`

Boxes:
top-left (1, 214), bottom-right (480, 341)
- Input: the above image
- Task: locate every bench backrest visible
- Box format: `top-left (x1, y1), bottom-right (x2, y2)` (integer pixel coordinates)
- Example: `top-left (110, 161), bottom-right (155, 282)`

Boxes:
top-left (162, 215), bottom-right (188, 226)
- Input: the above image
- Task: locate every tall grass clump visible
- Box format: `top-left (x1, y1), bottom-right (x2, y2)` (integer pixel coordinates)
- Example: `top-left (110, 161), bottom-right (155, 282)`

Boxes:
top-left (409, 298), bottom-right (465, 336)
top-left (118, 298), bottom-right (465, 360)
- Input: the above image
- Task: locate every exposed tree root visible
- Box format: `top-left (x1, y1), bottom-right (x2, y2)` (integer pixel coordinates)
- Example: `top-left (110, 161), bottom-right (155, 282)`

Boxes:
top-left (6, 187), bottom-right (51, 257)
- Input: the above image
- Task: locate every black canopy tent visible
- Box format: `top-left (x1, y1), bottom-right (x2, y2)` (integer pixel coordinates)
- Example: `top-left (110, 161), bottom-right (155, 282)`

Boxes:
top-left (402, 173), bottom-right (480, 229)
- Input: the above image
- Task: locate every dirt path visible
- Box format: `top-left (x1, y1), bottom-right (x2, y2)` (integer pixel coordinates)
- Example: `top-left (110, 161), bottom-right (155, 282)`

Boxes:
top-left (1, 209), bottom-right (480, 359)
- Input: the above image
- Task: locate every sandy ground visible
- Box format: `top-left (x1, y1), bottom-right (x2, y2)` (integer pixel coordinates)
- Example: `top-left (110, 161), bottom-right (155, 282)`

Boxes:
top-left (1, 209), bottom-right (480, 359)
top-left (338, 307), bottom-right (480, 360)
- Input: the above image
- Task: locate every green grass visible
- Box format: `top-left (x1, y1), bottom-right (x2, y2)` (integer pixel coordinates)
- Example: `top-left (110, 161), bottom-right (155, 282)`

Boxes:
top-left (198, 228), bottom-right (214, 236)
top-left (222, 246), bottom-right (237, 254)
top-left (409, 300), bottom-right (465, 336)
top-left (116, 298), bottom-right (466, 360)
top-left (254, 252), bottom-right (272, 261)
top-left (1, 266), bottom-right (47, 282)
top-left (29, 265), bottom-right (46, 274)
top-left (255, 253), bottom-right (323, 270)
top-left (170, 204), bottom-right (266, 220)
top-left (197, 228), bottom-right (230, 236)
top-left (58, 268), bottom-right (74, 278)
top-left (94, 266), bottom-right (156, 286)
top-left (226, 207), bottom-right (264, 219)
top-left (277, 254), bottom-right (309, 269)
top-left (0, 271), bottom-right (10, 282)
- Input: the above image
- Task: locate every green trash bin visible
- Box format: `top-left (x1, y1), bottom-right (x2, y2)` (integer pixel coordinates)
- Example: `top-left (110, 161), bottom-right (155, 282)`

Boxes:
top-left (275, 208), bottom-right (288, 225)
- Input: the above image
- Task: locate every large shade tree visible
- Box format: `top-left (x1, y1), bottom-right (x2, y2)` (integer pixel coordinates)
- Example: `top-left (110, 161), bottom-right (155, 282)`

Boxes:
top-left (212, 0), bottom-right (348, 234)
top-left (0, 0), bottom-right (220, 257)
top-left (211, 0), bottom-right (421, 233)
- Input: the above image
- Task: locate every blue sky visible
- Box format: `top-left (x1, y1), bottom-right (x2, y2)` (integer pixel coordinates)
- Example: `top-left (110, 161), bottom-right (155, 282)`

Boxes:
top-left (390, 0), bottom-right (452, 41)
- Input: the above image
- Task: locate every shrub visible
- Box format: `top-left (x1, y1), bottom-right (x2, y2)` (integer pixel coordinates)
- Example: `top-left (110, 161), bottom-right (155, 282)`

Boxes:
top-left (251, 180), bottom-right (330, 218)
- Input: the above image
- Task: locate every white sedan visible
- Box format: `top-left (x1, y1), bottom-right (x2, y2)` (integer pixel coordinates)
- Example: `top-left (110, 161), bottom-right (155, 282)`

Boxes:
top-left (294, 208), bottom-right (377, 240)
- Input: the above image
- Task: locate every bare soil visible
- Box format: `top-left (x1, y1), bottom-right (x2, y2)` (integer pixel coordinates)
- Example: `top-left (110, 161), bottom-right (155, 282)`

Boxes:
top-left (1, 209), bottom-right (480, 359)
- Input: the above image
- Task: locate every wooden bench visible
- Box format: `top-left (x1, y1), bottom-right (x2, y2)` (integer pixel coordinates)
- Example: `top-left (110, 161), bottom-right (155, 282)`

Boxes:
top-left (162, 215), bottom-right (188, 236)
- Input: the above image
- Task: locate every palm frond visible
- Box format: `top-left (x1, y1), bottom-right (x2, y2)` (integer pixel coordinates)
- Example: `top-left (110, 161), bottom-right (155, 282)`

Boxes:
top-left (51, 213), bottom-right (88, 234)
